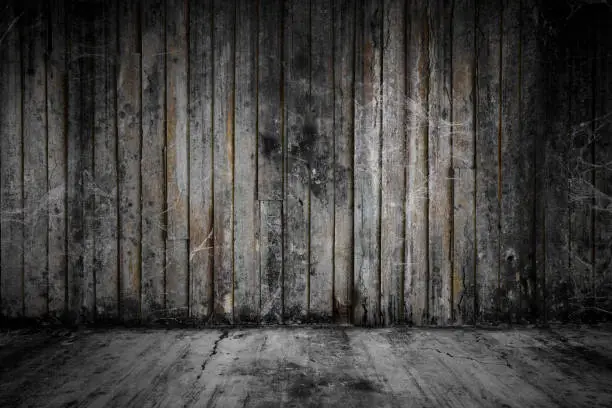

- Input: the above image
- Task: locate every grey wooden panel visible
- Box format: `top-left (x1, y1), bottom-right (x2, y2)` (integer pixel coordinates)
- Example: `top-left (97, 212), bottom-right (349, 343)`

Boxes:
top-left (212, 0), bottom-right (235, 323)
top-left (283, 0), bottom-right (310, 323)
top-left (188, 0), bottom-right (213, 321)
top-left (22, 2), bottom-right (49, 318)
top-left (353, 0), bottom-right (382, 326)
top-left (234, 0), bottom-right (259, 323)
top-left (332, 0), bottom-right (355, 324)
top-left (141, 0), bottom-right (167, 320)
top-left (260, 201), bottom-right (283, 323)
top-left (405, 0), bottom-right (429, 326)
top-left (475, 0), bottom-right (501, 323)
top-left (0, 0), bottom-right (24, 318)
top-left (381, 0), bottom-right (406, 325)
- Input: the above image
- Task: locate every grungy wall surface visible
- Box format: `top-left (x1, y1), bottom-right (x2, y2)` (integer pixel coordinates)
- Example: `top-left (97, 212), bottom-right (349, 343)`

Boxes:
top-left (0, 0), bottom-right (610, 326)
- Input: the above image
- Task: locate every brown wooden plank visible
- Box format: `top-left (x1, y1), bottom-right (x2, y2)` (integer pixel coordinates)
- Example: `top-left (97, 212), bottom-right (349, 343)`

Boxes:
top-left (166, 0), bottom-right (189, 318)
top-left (141, 0), bottom-right (167, 321)
top-left (117, 0), bottom-right (142, 321)
top-left (233, 0), bottom-right (259, 323)
top-left (0, 0), bottom-right (24, 318)
top-left (257, 0), bottom-right (283, 201)
top-left (475, 0), bottom-right (501, 323)
top-left (22, 2), bottom-right (49, 318)
top-left (283, 0), bottom-right (310, 323)
top-left (93, 0), bottom-right (118, 320)
top-left (212, 0), bottom-right (235, 323)
top-left (353, 0), bottom-right (382, 326)
top-left (405, 0), bottom-right (429, 326)
top-left (427, 0), bottom-right (452, 326)
top-left (46, 0), bottom-right (68, 319)
top-left (308, 0), bottom-right (334, 321)
top-left (260, 200), bottom-right (283, 323)
top-left (332, 0), bottom-right (355, 324)
top-left (451, 0), bottom-right (476, 324)
top-left (381, 0), bottom-right (406, 325)
top-left (188, 0), bottom-right (213, 321)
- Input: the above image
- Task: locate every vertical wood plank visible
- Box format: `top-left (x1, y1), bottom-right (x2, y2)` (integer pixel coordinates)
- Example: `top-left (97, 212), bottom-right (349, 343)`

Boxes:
top-left (0, 0), bottom-right (24, 318)
top-left (117, 0), bottom-right (142, 321)
top-left (93, 0), bottom-right (118, 320)
top-left (309, 0), bottom-right (334, 321)
top-left (451, 0), bottom-right (476, 324)
top-left (258, 0), bottom-right (284, 324)
top-left (141, 0), bottom-right (167, 320)
top-left (47, 0), bottom-right (68, 319)
top-left (332, 0), bottom-right (355, 324)
top-left (353, 0), bottom-right (382, 326)
top-left (381, 0), bottom-right (406, 325)
top-left (283, 0), bottom-right (310, 323)
top-left (234, 0), bottom-right (259, 323)
top-left (166, 0), bottom-right (189, 318)
top-left (188, 0), bottom-right (213, 320)
top-left (405, 0), bottom-right (429, 326)
top-left (475, 0), bottom-right (501, 323)
top-left (22, 2), bottom-right (49, 317)
top-left (260, 200), bottom-right (283, 323)
top-left (258, 0), bottom-right (283, 201)
top-left (212, 0), bottom-right (235, 323)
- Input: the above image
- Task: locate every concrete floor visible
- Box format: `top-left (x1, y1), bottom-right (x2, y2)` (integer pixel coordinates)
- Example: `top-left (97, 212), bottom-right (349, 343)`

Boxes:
top-left (0, 326), bottom-right (611, 408)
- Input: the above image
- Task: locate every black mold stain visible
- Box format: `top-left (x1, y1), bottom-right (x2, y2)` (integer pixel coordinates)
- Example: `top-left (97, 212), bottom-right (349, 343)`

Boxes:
top-left (259, 133), bottom-right (280, 157)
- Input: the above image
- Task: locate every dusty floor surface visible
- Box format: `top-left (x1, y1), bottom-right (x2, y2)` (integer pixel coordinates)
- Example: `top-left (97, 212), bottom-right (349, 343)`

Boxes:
top-left (0, 326), bottom-right (611, 408)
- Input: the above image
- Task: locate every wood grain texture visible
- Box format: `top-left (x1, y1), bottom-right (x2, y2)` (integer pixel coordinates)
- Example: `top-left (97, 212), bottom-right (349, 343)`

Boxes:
top-left (0, 0), bottom-right (24, 318)
top-left (332, 0), bottom-right (355, 324)
top-left (451, 0), bottom-right (476, 324)
top-left (260, 201), bottom-right (283, 323)
top-left (353, 0), bottom-right (382, 326)
top-left (283, 0), bottom-right (310, 323)
top-left (381, 0), bottom-right (406, 325)
top-left (212, 0), bottom-right (235, 323)
top-left (309, 0), bottom-right (334, 321)
top-left (93, 0), bottom-right (118, 320)
top-left (166, 0), bottom-right (189, 318)
top-left (257, 0), bottom-right (283, 201)
top-left (475, 0), bottom-right (501, 323)
top-left (188, 0), bottom-right (213, 320)
top-left (46, 0), bottom-right (68, 318)
top-left (405, 0), bottom-right (429, 326)
top-left (22, 2), bottom-right (49, 318)
top-left (234, 0), bottom-right (259, 323)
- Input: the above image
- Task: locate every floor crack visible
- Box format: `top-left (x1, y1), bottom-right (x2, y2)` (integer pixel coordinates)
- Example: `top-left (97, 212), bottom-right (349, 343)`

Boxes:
top-left (197, 330), bottom-right (229, 379)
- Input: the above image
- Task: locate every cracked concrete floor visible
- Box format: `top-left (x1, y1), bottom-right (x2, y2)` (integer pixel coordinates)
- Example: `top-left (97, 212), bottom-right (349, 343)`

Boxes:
top-left (1, 326), bottom-right (611, 408)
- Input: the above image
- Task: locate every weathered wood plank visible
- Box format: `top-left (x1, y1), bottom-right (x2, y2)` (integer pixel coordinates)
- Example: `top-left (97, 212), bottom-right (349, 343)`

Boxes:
top-left (475, 0), bottom-right (501, 323)
top-left (0, 0), bottom-right (24, 318)
top-left (258, 0), bottom-right (283, 201)
top-left (22, 2), bottom-right (49, 318)
top-left (188, 0), bottom-right (213, 321)
top-left (141, 0), bottom-right (167, 320)
top-left (117, 0), bottom-right (142, 321)
top-left (405, 0), bottom-right (429, 326)
top-left (381, 0), bottom-right (406, 325)
top-left (427, 0), bottom-right (452, 326)
top-left (260, 201), bottom-right (283, 323)
top-left (46, 0), bottom-right (68, 319)
top-left (354, 0), bottom-right (382, 326)
top-left (308, 0), bottom-right (334, 321)
top-left (93, 0), bottom-right (118, 320)
top-left (212, 0), bottom-right (235, 323)
top-left (283, 0), bottom-right (310, 323)
top-left (499, 0), bottom-right (524, 323)
top-left (166, 0), bottom-right (189, 318)
top-left (451, 0), bottom-right (476, 324)
top-left (332, 0), bottom-right (355, 324)
top-left (233, 0), bottom-right (259, 323)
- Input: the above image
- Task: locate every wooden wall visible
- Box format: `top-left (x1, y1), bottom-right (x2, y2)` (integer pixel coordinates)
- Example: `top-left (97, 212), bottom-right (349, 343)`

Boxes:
top-left (0, 0), bottom-right (610, 326)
